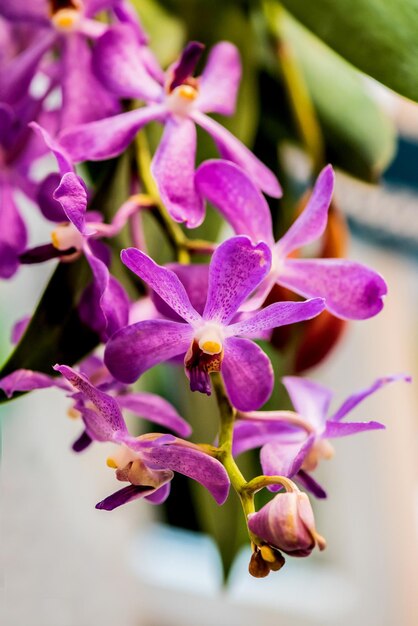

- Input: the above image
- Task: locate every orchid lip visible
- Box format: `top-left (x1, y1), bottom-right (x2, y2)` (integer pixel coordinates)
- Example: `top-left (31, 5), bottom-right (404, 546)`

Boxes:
top-left (166, 85), bottom-right (199, 117)
top-left (194, 322), bottom-right (224, 355)
top-left (51, 8), bottom-right (81, 31)
top-left (51, 222), bottom-right (84, 252)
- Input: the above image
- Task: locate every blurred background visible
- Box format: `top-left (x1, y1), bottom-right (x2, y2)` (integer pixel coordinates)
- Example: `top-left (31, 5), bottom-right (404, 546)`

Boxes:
top-left (2, 1), bottom-right (418, 624)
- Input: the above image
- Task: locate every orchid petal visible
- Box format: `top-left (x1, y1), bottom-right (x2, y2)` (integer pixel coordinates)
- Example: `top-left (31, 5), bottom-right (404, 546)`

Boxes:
top-left (96, 484), bottom-right (156, 510)
top-left (29, 122), bottom-right (73, 174)
top-left (0, 0), bottom-right (48, 22)
top-left (275, 165), bottom-right (334, 257)
top-left (0, 183), bottom-right (27, 278)
top-left (36, 173), bottom-right (67, 222)
top-left (282, 376), bottom-right (333, 433)
top-left (169, 41), bottom-right (204, 90)
top-left (324, 420), bottom-right (385, 438)
top-left (151, 117), bottom-right (204, 227)
top-left (279, 258), bottom-right (387, 320)
top-left (222, 337), bottom-right (273, 411)
top-left (195, 160), bottom-right (274, 245)
top-left (104, 319), bottom-right (194, 384)
top-left (144, 482), bottom-right (171, 504)
top-left (72, 430), bottom-right (93, 453)
top-left (152, 263), bottom-right (209, 320)
top-left (225, 298), bottom-right (325, 338)
top-left (116, 392), bottom-right (191, 438)
top-left (192, 110), bottom-right (281, 198)
top-left (54, 172), bottom-right (88, 233)
top-left (203, 236), bottom-right (271, 324)
top-left (296, 470), bottom-right (327, 499)
top-left (121, 248), bottom-right (201, 325)
top-left (260, 437), bottom-right (315, 482)
top-left (59, 104), bottom-right (166, 162)
top-left (197, 42), bottom-right (241, 116)
top-left (0, 369), bottom-right (67, 398)
top-left (233, 418), bottom-right (302, 457)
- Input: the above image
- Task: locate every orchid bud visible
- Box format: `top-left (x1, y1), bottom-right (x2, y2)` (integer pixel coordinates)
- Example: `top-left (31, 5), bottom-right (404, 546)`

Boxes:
top-left (248, 491), bottom-right (326, 557)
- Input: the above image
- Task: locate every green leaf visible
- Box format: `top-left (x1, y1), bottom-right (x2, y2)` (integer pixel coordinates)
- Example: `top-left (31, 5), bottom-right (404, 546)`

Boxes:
top-left (279, 0), bottom-right (418, 103)
top-left (0, 257), bottom-right (99, 403)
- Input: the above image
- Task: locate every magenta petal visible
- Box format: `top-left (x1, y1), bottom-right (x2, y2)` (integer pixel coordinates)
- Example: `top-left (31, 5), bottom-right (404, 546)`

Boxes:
top-left (296, 470), bottom-right (327, 499)
top-left (145, 482), bottom-right (171, 504)
top-left (104, 319), bottom-right (194, 384)
top-left (169, 41), bottom-right (204, 90)
top-left (151, 117), bottom-right (204, 227)
top-left (0, 0), bottom-right (48, 22)
top-left (29, 122), bottom-right (73, 174)
top-left (54, 172), bottom-right (88, 232)
top-left (225, 298), bottom-right (325, 338)
top-left (279, 258), bottom-right (387, 320)
top-left (275, 165), bottom-right (334, 257)
top-left (282, 376), bottom-right (333, 433)
top-left (96, 484), bottom-right (156, 510)
top-left (59, 104), bottom-right (166, 162)
top-left (121, 248), bottom-right (202, 325)
top-left (37, 173), bottom-right (67, 222)
top-left (197, 42), bottom-right (241, 116)
top-left (141, 442), bottom-right (230, 505)
top-left (72, 430), bottom-right (93, 453)
top-left (203, 236), bottom-right (271, 324)
top-left (192, 110), bottom-right (281, 198)
top-left (0, 369), bottom-right (66, 398)
top-left (152, 263), bottom-right (209, 320)
top-left (0, 183), bottom-right (27, 278)
top-left (260, 437), bottom-right (314, 481)
top-left (222, 337), bottom-right (273, 411)
top-left (330, 374), bottom-right (411, 422)
top-left (324, 420), bottom-right (385, 438)
top-left (195, 160), bottom-right (274, 245)
top-left (232, 418), bottom-right (301, 457)
top-left (116, 392), bottom-right (191, 438)
top-left (92, 24), bottom-right (163, 101)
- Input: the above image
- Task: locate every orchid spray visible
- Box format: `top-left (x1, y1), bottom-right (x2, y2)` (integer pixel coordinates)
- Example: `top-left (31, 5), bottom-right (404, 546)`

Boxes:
top-left (0, 0), bottom-right (410, 580)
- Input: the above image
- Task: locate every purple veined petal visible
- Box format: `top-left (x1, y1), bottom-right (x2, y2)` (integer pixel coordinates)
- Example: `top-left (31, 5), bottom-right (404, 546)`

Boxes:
top-left (54, 364), bottom-right (128, 441)
top-left (282, 376), bottom-right (333, 433)
top-left (324, 420), bottom-right (385, 438)
top-left (72, 430), bottom-right (94, 453)
top-left (0, 0), bottom-right (49, 22)
top-left (116, 392), bottom-right (192, 438)
top-left (29, 121), bottom-right (73, 174)
top-left (54, 172), bottom-right (88, 232)
top-left (195, 160), bottom-right (274, 246)
top-left (330, 374), bottom-right (411, 422)
top-left (0, 30), bottom-right (56, 104)
top-left (191, 110), bottom-right (281, 198)
top-left (203, 236), bottom-right (271, 325)
top-left (144, 481), bottom-right (171, 504)
top-left (121, 248), bottom-right (202, 325)
top-left (168, 41), bottom-right (205, 90)
top-left (296, 470), bottom-right (327, 499)
top-left (92, 23), bottom-right (163, 101)
top-left (275, 165), bottom-right (334, 258)
top-left (279, 258), bottom-right (387, 321)
top-left (84, 246), bottom-right (130, 339)
top-left (222, 336), bottom-right (274, 411)
top-left (59, 103), bottom-right (166, 162)
top-left (260, 437), bottom-right (315, 483)
top-left (141, 441), bottom-right (230, 505)
top-left (0, 369), bottom-right (68, 398)
top-left (197, 42), bottom-right (241, 116)
top-left (104, 319), bottom-right (194, 384)
top-left (96, 484), bottom-right (157, 510)
top-left (36, 173), bottom-right (67, 222)
top-left (225, 298), bottom-right (325, 338)
top-left (152, 263), bottom-right (210, 321)
top-left (59, 32), bottom-right (120, 129)
top-left (151, 117), bottom-right (204, 228)
top-left (232, 418), bottom-right (303, 457)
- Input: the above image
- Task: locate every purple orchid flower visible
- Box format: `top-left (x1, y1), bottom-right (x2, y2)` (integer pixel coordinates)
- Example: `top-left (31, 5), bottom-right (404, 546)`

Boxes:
top-left (53, 364), bottom-right (230, 509)
top-left (195, 160), bottom-right (387, 320)
top-left (0, 0), bottom-right (122, 126)
top-left (58, 40), bottom-right (281, 227)
top-left (104, 236), bottom-right (325, 411)
top-left (233, 374), bottom-right (411, 497)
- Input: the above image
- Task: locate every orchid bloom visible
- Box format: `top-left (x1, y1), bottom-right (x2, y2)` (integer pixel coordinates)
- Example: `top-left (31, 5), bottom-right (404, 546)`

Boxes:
top-left (195, 161), bottom-right (387, 320)
top-left (104, 236), bottom-right (325, 411)
top-left (58, 40), bottom-right (281, 227)
top-left (233, 374), bottom-right (411, 497)
top-left (53, 364), bottom-right (230, 509)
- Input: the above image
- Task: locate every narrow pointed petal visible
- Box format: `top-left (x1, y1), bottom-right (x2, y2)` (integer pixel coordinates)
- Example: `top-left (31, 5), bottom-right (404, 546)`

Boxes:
top-left (116, 392), bottom-right (191, 438)
top-left (96, 484), bottom-right (156, 510)
top-left (151, 117), bottom-right (204, 227)
top-left (54, 172), bottom-right (88, 232)
top-left (331, 374), bottom-right (411, 422)
top-left (296, 470), bottom-right (327, 499)
top-left (282, 376), bottom-right (333, 433)
top-left (276, 165), bottom-right (334, 257)
top-left (0, 369), bottom-right (67, 397)
top-left (222, 337), bottom-right (273, 411)
top-left (260, 437), bottom-right (315, 481)
top-left (197, 42), bottom-right (241, 116)
top-left (72, 430), bottom-right (93, 453)
top-left (192, 110), bottom-right (281, 197)
top-left (121, 248), bottom-right (202, 325)
top-left (324, 420), bottom-right (385, 438)
top-left (203, 236), bottom-right (271, 324)
top-left (141, 442), bottom-right (230, 505)
top-left (105, 319), bottom-right (194, 384)
top-left (169, 41), bottom-right (204, 90)
top-left (92, 24), bottom-right (163, 101)
top-left (195, 160), bottom-right (274, 245)
top-left (59, 104), bottom-right (166, 162)
top-left (54, 364), bottom-right (128, 441)
top-left (29, 122), bottom-right (73, 174)
top-left (279, 258), bottom-right (387, 320)
top-left (152, 263), bottom-right (209, 320)
top-left (225, 298), bottom-right (325, 338)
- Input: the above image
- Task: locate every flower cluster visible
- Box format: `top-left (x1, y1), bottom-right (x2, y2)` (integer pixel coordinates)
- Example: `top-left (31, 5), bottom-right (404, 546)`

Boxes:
top-left (0, 0), bottom-right (409, 578)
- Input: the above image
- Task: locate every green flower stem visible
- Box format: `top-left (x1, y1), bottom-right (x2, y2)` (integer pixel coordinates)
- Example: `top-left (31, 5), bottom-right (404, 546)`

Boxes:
top-left (244, 474), bottom-right (297, 495)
